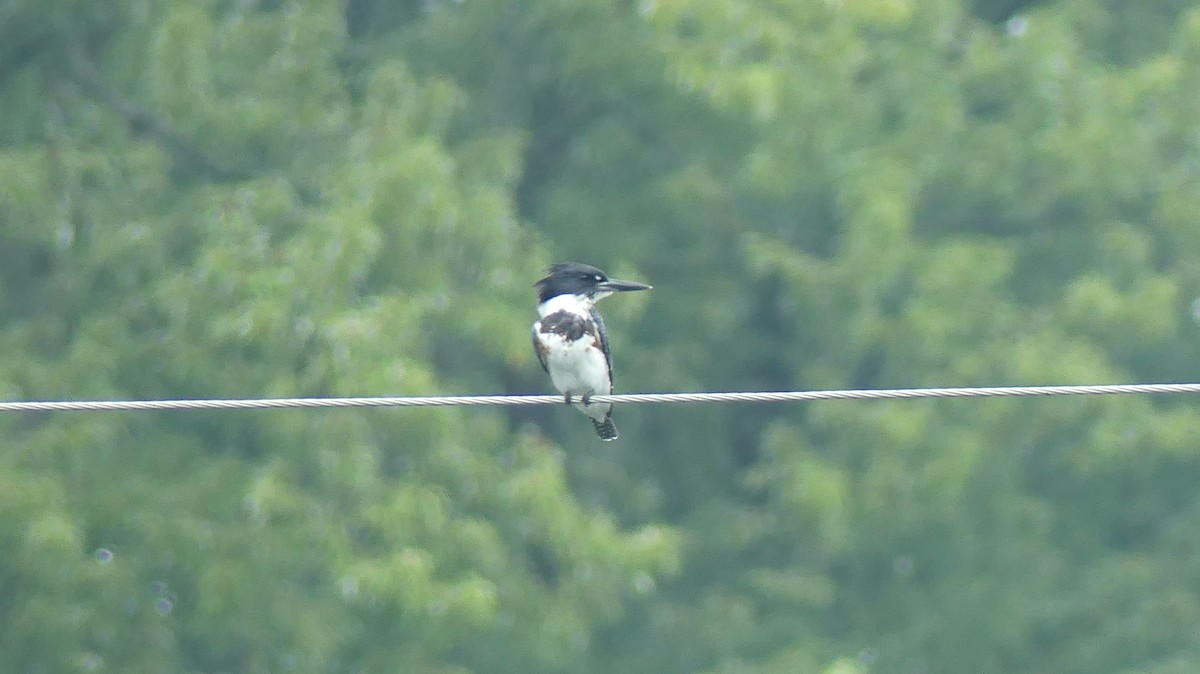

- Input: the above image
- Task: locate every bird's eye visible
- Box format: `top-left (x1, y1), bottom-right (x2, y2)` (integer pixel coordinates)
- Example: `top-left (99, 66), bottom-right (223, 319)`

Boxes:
top-left (594, 275), bottom-right (603, 282)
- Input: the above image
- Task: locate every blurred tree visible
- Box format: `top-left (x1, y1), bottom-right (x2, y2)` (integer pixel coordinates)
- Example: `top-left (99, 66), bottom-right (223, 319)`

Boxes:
top-left (3, 0), bottom-right (1200, 673)
top-left (0, 2), bottom-right (677, 672)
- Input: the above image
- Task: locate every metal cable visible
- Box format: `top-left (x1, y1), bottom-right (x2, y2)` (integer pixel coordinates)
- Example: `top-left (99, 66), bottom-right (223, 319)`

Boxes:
top-left (1, 383), bottom-right (1198, 413)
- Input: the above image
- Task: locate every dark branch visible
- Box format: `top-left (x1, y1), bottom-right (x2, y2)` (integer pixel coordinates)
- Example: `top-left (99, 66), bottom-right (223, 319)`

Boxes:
top-left (65, 39), bottom-right (249, 183)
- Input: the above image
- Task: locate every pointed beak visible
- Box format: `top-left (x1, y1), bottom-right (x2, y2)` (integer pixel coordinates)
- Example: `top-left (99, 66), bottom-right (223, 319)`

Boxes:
top-left (598, 279), bottom-right (652, 293)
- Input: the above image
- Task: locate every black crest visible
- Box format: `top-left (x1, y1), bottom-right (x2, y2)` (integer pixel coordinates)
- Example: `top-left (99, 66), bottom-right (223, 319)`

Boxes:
top-left (534, 262), bottom-right (610, 303)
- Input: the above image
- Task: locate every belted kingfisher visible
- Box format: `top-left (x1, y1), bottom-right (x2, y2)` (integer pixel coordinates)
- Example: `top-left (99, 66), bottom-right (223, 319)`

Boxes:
top-left (532, 262), bottom-right (651, 440)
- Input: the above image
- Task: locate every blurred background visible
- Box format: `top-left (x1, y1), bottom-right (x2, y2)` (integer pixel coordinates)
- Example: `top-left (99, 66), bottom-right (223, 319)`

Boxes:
top-left (3, 0), bottom-right (1200, 672)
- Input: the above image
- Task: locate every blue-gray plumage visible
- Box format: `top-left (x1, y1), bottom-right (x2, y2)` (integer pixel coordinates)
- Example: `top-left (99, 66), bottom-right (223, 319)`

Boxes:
top-left (532, 262), bottom-right (651, 440)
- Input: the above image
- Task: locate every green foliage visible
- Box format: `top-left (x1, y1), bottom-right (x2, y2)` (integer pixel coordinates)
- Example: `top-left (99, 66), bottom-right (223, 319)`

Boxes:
top-left (3, 0), bottom-right (1200, 672)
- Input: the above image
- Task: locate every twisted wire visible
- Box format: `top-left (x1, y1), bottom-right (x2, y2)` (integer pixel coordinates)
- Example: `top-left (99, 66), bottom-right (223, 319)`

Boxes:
top-left (1, 382), bottom-right (1198, 413)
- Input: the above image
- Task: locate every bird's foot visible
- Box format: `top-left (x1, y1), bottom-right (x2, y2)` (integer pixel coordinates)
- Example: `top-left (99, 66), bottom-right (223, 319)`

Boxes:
top-left (581, 392), bottom-right (593, 405)
top-left (562, 392), bottom-right (574, 405)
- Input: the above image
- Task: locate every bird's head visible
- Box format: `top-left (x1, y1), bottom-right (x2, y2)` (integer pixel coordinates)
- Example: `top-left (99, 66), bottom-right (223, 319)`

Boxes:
top-left (535, 262), bottom-right (652, 303)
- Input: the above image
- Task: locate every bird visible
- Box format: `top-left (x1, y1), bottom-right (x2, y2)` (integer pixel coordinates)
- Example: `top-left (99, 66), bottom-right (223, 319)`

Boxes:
top-left (531, 262), bottom-right (651, 440)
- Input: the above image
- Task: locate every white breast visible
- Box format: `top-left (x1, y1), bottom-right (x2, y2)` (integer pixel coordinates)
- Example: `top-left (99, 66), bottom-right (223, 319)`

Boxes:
top-left (533, 294), bottom-right (612, 421)
top-left (538, 331), bottom-right (611, 399)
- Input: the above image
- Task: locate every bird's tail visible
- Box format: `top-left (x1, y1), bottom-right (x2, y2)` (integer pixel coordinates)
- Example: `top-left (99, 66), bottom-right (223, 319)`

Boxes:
top-left (592, 414), bottom-right (618, 441)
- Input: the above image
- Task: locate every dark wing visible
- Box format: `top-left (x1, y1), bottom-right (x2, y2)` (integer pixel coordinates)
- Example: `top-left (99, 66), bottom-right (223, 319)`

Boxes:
top-left (588, 305), bottom-right (614, 389)
top-left (531, 323), bottom-right (550, 373)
